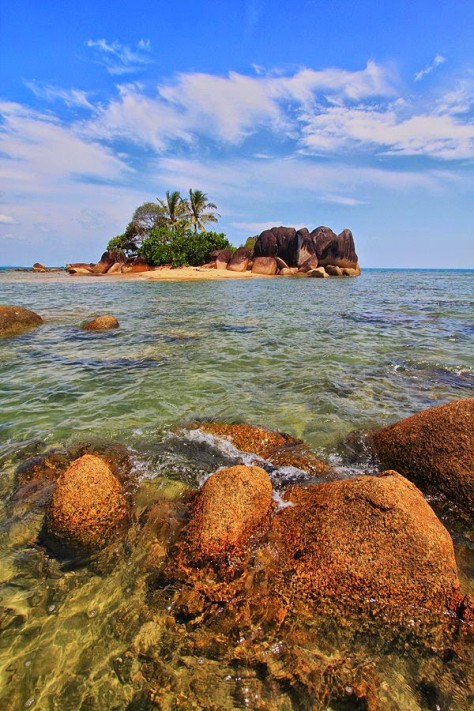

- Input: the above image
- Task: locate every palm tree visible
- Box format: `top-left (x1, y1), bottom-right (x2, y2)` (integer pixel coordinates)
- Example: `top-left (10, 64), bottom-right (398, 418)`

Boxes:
top-left (156, 190), bottom-right (188, 228)
top-left (187, 189), bottom-right (219, 233)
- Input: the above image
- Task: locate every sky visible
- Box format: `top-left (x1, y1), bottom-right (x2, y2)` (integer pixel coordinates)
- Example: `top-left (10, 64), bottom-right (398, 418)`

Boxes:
top-left (0, 0), bottom-right (473, 267)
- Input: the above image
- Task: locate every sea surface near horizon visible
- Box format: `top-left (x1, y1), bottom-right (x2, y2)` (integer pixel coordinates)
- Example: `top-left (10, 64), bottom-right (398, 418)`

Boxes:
top-left (0, 268), bottom-right (473, 709)
top-left (0, 268), bottom-right (472, 457)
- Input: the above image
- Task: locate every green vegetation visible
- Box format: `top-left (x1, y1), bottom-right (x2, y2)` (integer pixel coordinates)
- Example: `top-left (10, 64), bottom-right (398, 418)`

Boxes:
top-left (139, 228), bottom-right (232, 268)
top-left (106, 189), bottom-right (222, 263)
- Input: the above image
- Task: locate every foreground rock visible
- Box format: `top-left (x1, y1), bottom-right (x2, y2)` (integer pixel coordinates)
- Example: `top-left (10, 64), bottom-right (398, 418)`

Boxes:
top-left (43, 454), bottom-right (129, 555)
top-left (82, 314), bottom-right (119, 330)
top-left (226, 246), bottom-right (251, 272)
top-left (0, 305), bottom-right (43, 338)
top-left (271, 472), bottom-right (461, 617)
top-left (185, 465), bottom-right (273, 559)
top-left (252, 256), bottom-right (277, 275)
top-left (370, 398), bottom-right (474, 515)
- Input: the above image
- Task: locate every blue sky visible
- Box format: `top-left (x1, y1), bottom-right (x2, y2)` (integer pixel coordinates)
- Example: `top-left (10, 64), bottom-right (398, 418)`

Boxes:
top-left (0, 0), bottom-right (473, 267)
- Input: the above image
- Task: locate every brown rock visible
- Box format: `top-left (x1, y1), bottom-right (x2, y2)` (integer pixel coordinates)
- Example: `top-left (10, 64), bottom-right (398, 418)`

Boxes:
top-left (310, 226), bottom-right (338, 260)
top-left (253, 229), bottom-right (278, 259)
top-left (342, 265), bottom-right (361, 276)
top-left (32, 262), bottom-right (47, 272)
top-left (307, 267), bottom-right (329, 278)
top-left (324, 264), bottom-right (344, 276)
top-left (227, 247), bottom-right (251, 272)
top-left (106, 262), bottom-right (123, 274)
top-left (370, 398), bottom-right (474, 514)
top-left (298, 257), bottom-right (319, 273)
top-left (279, 267), bottom-right (299, 276)
top-left (82, 315), bottom-right (119, 330)
top-left (0, 305), bottom-right (43, 338)
top-left (276, 256), bottom-right (289, 270)
top-left (43, 455), bottom-right (129, 554)
top-left (183, 465), bottom-right (272, 557)
top-left (317, 228), bottom-right (359, 269)
top-left (271, 472), bottom-right (461, 616)
top-left (15, 449), bottom-right (71, 488)
top-left (193, 422), bottom-right (331, 476)
top-left (66, 263), bottom-right (94, 274)
top-left (213, 249), bottom-right (233, 270)
top-left (252, 256), bottom-right (277, 275)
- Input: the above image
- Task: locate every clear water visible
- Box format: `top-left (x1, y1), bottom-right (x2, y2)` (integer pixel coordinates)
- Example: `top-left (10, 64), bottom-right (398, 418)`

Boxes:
top-left (0, 269), bottom-right (473, 709)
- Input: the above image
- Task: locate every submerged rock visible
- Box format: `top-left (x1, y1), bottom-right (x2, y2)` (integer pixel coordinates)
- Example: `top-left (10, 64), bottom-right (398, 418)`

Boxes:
top-left (43, 454), bottom-right (129, 555)
top-left (271, 472), bottom-right (461, 617)
top-left (370, 398), bottom-right (474, 515)
top-left (15, 449), bottom-right (71, 488)
top-left (81, 314), bottom-right (119, 330)
top-left (0, 305), bottom-right (43, 338)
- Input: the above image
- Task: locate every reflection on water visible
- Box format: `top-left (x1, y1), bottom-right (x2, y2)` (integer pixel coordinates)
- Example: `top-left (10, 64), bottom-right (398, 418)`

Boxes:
top-left (0, 269), bottom-right (473, 709)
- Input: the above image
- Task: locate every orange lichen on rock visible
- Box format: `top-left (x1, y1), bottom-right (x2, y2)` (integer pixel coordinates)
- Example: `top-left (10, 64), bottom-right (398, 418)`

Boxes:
top-left (44, 454), bottom-right (129, 554)
top-left (371, 398), bottom-right (474, 513)
top-left (271, 471), bottom-right (461, 616)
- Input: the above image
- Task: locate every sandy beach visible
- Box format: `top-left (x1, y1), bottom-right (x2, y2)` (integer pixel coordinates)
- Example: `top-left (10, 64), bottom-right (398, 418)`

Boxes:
top-left (137, 266), bottom-right (272, 281)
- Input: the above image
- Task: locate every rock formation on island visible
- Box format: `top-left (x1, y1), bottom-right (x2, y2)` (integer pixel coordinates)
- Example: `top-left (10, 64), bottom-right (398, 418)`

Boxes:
top-left (66, 225), bottom-right (361, 277)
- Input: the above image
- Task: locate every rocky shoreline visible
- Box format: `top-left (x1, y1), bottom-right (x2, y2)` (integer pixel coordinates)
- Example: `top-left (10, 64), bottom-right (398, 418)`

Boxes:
top-left (65, 224), bottom-right (361, 279)
top-left (4, 398), bottom-right (473, 708)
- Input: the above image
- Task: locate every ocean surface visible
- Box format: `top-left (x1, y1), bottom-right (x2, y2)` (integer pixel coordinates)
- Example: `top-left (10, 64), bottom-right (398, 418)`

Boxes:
top-left (0, 268), bottom-right (473, 709)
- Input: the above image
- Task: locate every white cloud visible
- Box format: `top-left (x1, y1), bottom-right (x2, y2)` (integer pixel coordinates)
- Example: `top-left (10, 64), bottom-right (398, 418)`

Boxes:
top-left (86, 38), bottom-right (153, 75)
top-left (25, 82), bottom-right (94, 109)
top-left (231, 221), bottom-right (284, 232)
top-left (415, 54), bottom-right (446, 81)
top-left (0, 214), bottom-right (15, 224)
top-left (299, 106), bottom-right (474, 159)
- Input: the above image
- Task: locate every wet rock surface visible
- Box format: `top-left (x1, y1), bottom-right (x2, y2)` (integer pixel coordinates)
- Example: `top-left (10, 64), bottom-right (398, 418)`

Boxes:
top-left (42, 454), bottom-right (129, 555)
top-left (371, 398), bottom-right (474, 515)
top-left (0, 305), bottom-right (43, 338)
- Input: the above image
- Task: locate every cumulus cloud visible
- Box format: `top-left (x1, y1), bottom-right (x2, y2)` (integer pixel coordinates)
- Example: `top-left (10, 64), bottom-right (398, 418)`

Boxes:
top-left (415, 54), bottom-right (446, 81)
top-left (0, 214), bottom-right (15, 224)
top-left (86, 38), bottom-right (153, 75)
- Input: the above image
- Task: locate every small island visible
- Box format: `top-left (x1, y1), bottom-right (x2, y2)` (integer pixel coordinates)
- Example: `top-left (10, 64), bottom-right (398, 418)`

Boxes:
top-left (64, 189), bottom-right (360, 279)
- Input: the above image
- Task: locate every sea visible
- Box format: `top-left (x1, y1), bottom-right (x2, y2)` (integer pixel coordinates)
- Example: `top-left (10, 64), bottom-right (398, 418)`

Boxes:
top-left (0, 267), bottom-right (473, 709)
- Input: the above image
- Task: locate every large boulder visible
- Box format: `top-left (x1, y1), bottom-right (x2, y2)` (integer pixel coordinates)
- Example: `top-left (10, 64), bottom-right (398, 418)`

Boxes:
top-left (66, 263), bottom-right (94, 275)
top-left (0, 305), bottom-right (43, 338)
top-left (253, 230), bottom-right (278, 259)
top-left (317, 228), bottom-right (359, 269)
top-left (227, 247), bottom-right (251, 272)
top-left (271, 472), bottom-right (461, 616)
top-left (272, 226), bottom-right (298, 266)
top-left (252, 256), bottom-right (277, 275)
top-left (32, 262), bottom-right (47, 272)
top-left (43, 454), bottom-right (129, 555)
top-left (370, 399), bottom-right (474, 514)
top-left (310, 226), bottom-right (338, 260)
top-left (81, 315), bottom-right (119, 331)
top-left (295, 227), bottom-right (318, 267)
top-left (174, 465), bottom-right (272, 559)
top-left (211, 249), bottom-right (233, 270)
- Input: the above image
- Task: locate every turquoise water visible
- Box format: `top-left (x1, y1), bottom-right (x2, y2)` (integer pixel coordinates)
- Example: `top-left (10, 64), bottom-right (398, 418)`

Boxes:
top-left (0, 269), bottom-right (473, 710)
top-left (1, 269), bottom-right (473, 458)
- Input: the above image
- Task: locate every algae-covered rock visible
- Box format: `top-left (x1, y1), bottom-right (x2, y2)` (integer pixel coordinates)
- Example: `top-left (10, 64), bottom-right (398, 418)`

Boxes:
top-left (43, 454), bottom-right (129, 555)
top-left (0, 305), bottom-right (43, 338)
top-left (271, 471), bottom-right (461, 616)
top-left (370, 398), bottom-right (474, 515)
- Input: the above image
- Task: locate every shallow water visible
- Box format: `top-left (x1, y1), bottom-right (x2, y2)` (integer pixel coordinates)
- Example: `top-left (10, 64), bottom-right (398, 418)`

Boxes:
top-left (0, 269), bottom-right (473, 709)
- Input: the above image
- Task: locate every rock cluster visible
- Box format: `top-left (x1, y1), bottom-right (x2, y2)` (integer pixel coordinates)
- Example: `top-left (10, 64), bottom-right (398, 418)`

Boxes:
top-left (66, 250), bottom-right (150, 275)
top-left (205, 225), bottom-right (360, 277)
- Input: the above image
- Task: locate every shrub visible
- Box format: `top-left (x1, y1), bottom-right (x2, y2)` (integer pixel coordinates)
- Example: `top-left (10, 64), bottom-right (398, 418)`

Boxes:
top-left (139, 228), bottom-right (232, 267)
top-left (106, 233), bottom-right (137, 257)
